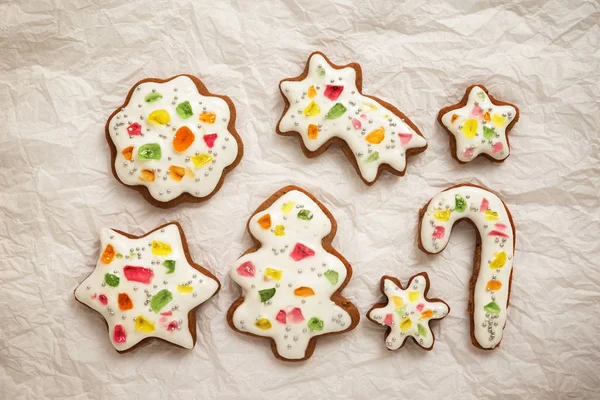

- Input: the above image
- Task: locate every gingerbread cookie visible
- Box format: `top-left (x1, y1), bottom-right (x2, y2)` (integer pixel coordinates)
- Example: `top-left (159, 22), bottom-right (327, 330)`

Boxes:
top-left (418, 184), bottom-right (515, 349)
top-left (74, 222), bottom-right (220, 352)
top-left (227, 186), bottom-right (359, 361)
top-left (438, 85), bottom-right (519, 163)
top-left (277, 52), bottom-right (427, 185)
top-left (106, 75), bottom-right (243, 208)
top-left (367, 273), bottom-right (449, 351)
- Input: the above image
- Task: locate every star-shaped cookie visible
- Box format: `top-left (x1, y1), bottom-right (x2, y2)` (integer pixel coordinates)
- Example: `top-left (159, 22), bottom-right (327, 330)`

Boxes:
top-left (438, 85), bottom-right (519, 163)
top-left (74, 222), bottom-right (220, 352)
top-left (367, 273), bottom-right (449, 350)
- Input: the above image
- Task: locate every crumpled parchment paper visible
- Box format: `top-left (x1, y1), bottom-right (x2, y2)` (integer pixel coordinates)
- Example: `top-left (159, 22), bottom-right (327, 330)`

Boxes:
top-left (1, 0), bottom-right (599, 398)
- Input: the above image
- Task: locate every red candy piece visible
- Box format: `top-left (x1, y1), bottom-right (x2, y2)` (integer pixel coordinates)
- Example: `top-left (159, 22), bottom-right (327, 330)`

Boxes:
top-left (127, 122), bottom-right (142, 136)
top-left (203, 133), bottom-right (218, 148)
top-left (160, 311), bottom-right (173, 316)
top-left (384, 313), bottom-right (393, 327)
top-left (324, 85), bottom-right (344, 101)
top-left (480, 198), bottom-right (489, 212)
top-left (398, 133), bottom-right (413, 145)
top-left (287, 308), bottom-right (305, 324)
top-left (488, 230), bottom-right (510, 238)
top-left (290, 243), bottom-right (315, 261)
top-left (432, 225), bottom-right (445, 239)
top-left (495, 223), bottom-right (507, 230)
top-left (99, 294), bottom-right (108, 305)
top-left (123, 266), bottom-right (154, 284)
top-left (113, 325), bottom-right (127, 343)
top-left (168, 321), bottom-right (179, 331)
top-left (276, 310), bottom-right (287, 324)
top-left (236, 261), bottom-right (255, 277)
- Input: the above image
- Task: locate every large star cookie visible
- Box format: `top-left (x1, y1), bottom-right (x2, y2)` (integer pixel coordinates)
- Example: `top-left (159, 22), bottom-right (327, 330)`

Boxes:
top-left (438, 85), bottom-right (519, 163)
top-left (277, 52), bottom-right (427, 185)
top-left (367, 273), bottom-right (449, 350)
top-left (227, 186), bottom-right (359, 361)
top-left (74, 222), bottom-right (220, 352)
top-left (106, 75), bottom-right (243, 208)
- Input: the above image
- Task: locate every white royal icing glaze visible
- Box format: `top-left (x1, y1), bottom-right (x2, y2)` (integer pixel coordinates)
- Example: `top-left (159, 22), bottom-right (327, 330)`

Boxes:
top-left (74, 223), bottom-right (219, 351)
top-left (440, 86), bottom-right (517, 162)
top-left (278, 53), bottom-right (427, 183)
top-left (107, 75), bottom-right (240, 202)
top-left (420, 186), bottom-right (514, 349)
top-left (230, 190), bottom-right (354, 360)
top-left (368, 274), bottom-right (449, 350)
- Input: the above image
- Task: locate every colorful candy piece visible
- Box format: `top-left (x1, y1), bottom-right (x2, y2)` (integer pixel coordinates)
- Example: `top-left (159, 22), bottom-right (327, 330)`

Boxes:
top-left (118, 293), bottom-right (133, 310)
top-left (121, 146), bottom-right (134, 161)
top-left (203, 133), bottom-right (218, 148)
top-left (257, 214), bottom-right (271, 229)
top-left (294, 286), bottom-right (315, 297)
top-left (173, 126), bottom-right (195, 152)
top-left (236, 261), bottom-right (255, 277)
top-left (151, 240), bottom-right (172, 256)
top-left (175, 101), bottom-right (193, 119)
top-left (290, 243), bottom-right (315, 261)
top-left (138, 143), bottom-right (162, 160)
top-left (113, 325), bottom-right (127, 343)
top-left (324, 85), bottom-right (344, 101)
top-left (101, 244), bottom-right (115, 264)
top-left (135, 316), bottom-right (155, 333)
top-left (191, 153), bottom-right (212, 168)
top-left (199, 111), bottom-right (216, 124)
top-left (148, 109), bottom-right (171, 125)
top-left (123, 266), bottom-right (154, 284)
top-left (127, 122), bottom-right (142, 136)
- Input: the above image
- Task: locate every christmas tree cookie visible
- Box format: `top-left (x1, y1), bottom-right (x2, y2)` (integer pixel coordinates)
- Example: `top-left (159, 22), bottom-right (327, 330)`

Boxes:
top-left (438, 85), bottom-right (519, 163)
top-left (74, 222), bottom-right (220, 352)
top-left (368, 273), bottom-right (449, 350)
top-left (106, 75), bottom-right (243, 208)
top-left (418, 184), bottom-right (516, 349)
top-left (227, 186), bottom-right (360, 361)
top-left (277, 52), bottom-right (427, 185)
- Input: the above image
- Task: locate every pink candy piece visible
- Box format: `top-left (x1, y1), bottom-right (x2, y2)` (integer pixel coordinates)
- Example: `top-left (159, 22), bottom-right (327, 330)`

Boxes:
top-left (276, 310), bottom-right (287, 324)
top-left (463, 148), bottom-right (474, 159)
top-left (495, 223), bottom-right (507, 231)
top-left (123, 266), bottom-right (154, 284)
top-left (398, 133), bottom-right (412, 145)
top-left (470, 104), bottom-right (483, 119)
top-left (352, 118), bottom-right (361, 129)
top-left (203, 133), bottom-right (218, 148)
top-left (492, 142), bottom-right (504, 153)
top-left (324, 85), bottom-right (344, 101)
top-left (98, 294), bottom-right (108, 305)
top-left (113, 325), bottom-right (127, 343)
top-left (290, 243), bottom-right (315, 261)
top-left (127, 122), bottom-right (142, 136)
top-left (488, 230), bottom-right (510, 238)
top-left (432, 226), bottom-right (445, 239)
top-left (287, 308), bottom-right (305, 324)
top-left (236, 261), bottom-right (255, 277)
top-left (480, 198), bottom-right (489, 212)
top-left (360, 113), bottom-right (367, 120)
top-left (416, 303), bottom-right (424, 312)
top-left (383, 313), bottom-right (393, 327)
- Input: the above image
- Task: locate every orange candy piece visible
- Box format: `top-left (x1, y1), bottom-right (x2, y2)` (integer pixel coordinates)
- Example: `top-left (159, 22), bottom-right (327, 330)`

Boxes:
top-left (199, 112), bottom-right (216, 124)
top-left (451, 114), bottom-right (459, 124)
top-left (365, 127), bottom-right (385, 144)
top-left (420, 309), bottom-right (434, 319)
top-left (121, 146), bottom-right (133, 161)
top-left (100, 244), bottom-right (115, 264)
top-left (486, 280), bottom-right (502, 291)
top-left (307, 85), bottom-right (317, 99)
top-left (483, 111), bottom-right (491, 122)
top-left (308, 124), bottom-right (318, 140)
top-left (169, 165), bottom-right (186, 181)
top-left (118, 293), bottom-right (133, 310)
top-left (139, 169), bottom-right (155, 182)
top-left (258, 214), bottom-right (271, 229)
top-left (173, 126), bottom-right (195, 152)
top-left (294, 286), bottom-right (315, 297)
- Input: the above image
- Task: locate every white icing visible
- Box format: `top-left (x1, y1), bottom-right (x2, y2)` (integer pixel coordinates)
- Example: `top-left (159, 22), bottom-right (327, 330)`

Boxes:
top-left (420, 186), bottom-right (514, 349)
top-left (74, 223), bottom-right (219, 351)
top-left (440, 86), bottom-right (517, 162)
top-left (278, 53), bottom-right (427, 183)
top-left (229, 190), bottom-right (354, 360)
top-left (107, 76), bottom-right (240, 202)
top-left (368, 274), bottom-right (449, 350)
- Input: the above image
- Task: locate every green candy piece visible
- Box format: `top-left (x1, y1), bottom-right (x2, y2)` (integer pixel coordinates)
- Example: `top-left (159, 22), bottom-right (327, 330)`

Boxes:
top-left (115, 253), bottom-right (123, 259)
top-left (145, 92), bottom-right (163, 103)
top-left (325, 103), bottom-right (347, 119)
top-left (484, 301), bottom-right (501, 315)
top-left (395, 306), bottom-right (407, 317)
top-left (317, 66), bottom-right (325, 77)
top-left (323, 269), bottom-right (339, 285)
top-left (176, 101), bottom-right (193, 119)
top-left (104, 273), bottom-right (120, 287)
top-left (163, 260), bottom-right (176, 274)
top-left (138, 143), bottom-right (162, 160)
top-left (477, 91), bottom-right (486, 101)
top-left (150, 289), bottom-right (173, 313)
top-left (483, 126), bottom-right (495, 140)
top-left (418, 323), bottom-right (427, 338)
top-left (365, 151), bottom-right (380, 163)
top-left (455, 194), bottom-right (467, 212)
top-left (297, 209), bottom-right (313, 221)
top-left (307, 316), bottom-right (324, 331)
top-left (259, 288), bottom-right (276, 303)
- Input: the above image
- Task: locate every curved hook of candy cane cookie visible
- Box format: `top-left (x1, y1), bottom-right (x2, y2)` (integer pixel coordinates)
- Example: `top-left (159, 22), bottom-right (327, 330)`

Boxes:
top-left (418, 184), bottom-right (515, 349)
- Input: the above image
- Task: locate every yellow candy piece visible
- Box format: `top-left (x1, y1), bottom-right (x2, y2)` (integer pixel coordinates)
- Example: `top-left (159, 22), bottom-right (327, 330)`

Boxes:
top-left (461, 118), bottom-right (478, 138)
top-left (433, 209), bottom-right (451, 221)
top-left (177, 284), bottom-right (194, 294)
top-left (152, 240), bottom-right (172, 256)
top-left (365, 127), bottom-right (385, 144)
top-left (489, 251), bottom-right (507, 269)
top-left (307, 85), bottom-right (317, 99)
top-left (408, 291), bottom-right (419, 303)
top-left (135, 316), bottom-right (155, 333)
top-left (255, 318), bottom-right (272, 330)
top-left (303, 101), bottom-right (321, 117)
top-left (362, 103), bottom-right (377, 111)
top-left (392, 295), bottom-right (404, 307)
top-left (264, 268), bottom-right (282, 281)
top-left (191, 153), bottom-right (213, 168)
top-left (148, 109), bottom-right (171, 125)
top-left (485, 209), bottom-right (499, 221)
top-left (400, 317), bottom-right (412, 331)
top-left (281, 201), bottom-right (295, 214)
top-left (274, 225), bottom-right (285, 236)
top-left (492, 113), bottom-right (506, 127)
